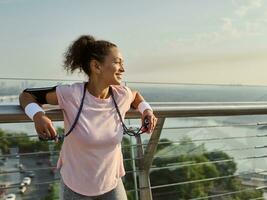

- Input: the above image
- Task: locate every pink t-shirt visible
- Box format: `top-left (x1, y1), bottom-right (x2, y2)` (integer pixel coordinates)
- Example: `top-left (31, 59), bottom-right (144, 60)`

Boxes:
top-left (55, 82), bottom-right (134, 196)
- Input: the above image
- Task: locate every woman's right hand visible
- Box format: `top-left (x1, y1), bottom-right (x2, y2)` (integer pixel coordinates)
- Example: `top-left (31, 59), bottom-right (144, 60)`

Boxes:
top-left (33, 112), bottom-right (57, 141)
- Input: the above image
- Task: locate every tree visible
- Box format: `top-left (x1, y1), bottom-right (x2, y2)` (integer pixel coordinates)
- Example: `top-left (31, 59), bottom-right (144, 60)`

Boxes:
top-left (156, 138), bottom-right (173, 152)
top-left (0, 129), bottom-right (9, 153)
top-left (0, 128), bottom-right (49, 153)
top-left (149, 137), bottom-right (263, 199)
top-left (43, 182), bottom-right (59, 200)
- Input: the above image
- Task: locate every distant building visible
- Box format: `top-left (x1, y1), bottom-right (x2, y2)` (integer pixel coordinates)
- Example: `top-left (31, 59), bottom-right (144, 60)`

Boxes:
top-left (240, 169), bottom-right (267, 188)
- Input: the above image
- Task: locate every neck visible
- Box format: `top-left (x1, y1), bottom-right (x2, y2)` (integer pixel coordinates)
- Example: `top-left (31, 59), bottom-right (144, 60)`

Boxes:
top-left (86, 80), bottom-right (110, 99)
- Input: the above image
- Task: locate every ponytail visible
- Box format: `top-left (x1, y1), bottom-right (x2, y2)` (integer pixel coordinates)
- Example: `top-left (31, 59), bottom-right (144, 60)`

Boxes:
top-left (63, 35), bottom-right (116, 76)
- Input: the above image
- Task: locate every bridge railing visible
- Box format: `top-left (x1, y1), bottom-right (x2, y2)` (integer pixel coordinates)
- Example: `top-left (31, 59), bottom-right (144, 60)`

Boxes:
top-left (1, 103), bottom-right (267, 199)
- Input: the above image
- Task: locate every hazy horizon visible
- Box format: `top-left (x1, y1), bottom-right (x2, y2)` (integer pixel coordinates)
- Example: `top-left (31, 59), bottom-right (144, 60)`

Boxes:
top-left (1, 0), bottom-right (267, 85)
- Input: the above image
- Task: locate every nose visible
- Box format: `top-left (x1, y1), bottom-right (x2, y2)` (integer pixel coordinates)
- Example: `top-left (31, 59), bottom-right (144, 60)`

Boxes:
top-left (119, 64), bottom-right (125, 72)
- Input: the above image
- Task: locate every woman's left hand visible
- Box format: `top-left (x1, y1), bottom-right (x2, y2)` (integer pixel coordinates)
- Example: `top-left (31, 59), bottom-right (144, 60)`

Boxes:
top-left (141, 109), bottom-right (158, 134)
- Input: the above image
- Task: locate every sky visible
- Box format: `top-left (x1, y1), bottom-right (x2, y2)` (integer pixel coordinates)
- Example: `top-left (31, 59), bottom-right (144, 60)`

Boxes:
top-left (0, 0), bottom-right (267, 85)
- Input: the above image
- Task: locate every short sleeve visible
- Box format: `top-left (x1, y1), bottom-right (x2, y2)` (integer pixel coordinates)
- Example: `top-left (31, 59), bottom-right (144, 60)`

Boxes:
top-left (56, 84), bottom-right (71, 109)
top-left (123, 86), bottom-right (134, 104)
top-left (123, 86), bottom-right (134, 103)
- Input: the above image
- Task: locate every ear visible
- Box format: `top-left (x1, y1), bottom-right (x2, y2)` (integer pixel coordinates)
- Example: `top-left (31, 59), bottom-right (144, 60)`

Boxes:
top-left (90, 60), bottom-right (102, 74)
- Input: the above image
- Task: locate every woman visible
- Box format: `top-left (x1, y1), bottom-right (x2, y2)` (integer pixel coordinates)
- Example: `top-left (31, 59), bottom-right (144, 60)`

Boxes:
top-left (19, 35), bottom-right (157, 200)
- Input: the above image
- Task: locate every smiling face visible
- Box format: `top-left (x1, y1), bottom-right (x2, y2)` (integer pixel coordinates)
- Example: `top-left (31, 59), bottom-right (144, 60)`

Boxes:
top-left (98, 47), bottom-right (125, 85)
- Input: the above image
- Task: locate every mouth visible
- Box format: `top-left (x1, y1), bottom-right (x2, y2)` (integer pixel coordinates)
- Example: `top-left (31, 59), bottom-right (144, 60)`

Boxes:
top-left (116, 74), bottom-right (123, 79)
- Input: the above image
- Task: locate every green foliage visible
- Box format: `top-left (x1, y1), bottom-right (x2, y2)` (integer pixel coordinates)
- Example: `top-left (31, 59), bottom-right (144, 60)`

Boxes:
top-left (149, 137), bottom-right (263, 200)
top-left (53, 127), bottom-right (64, 151)
top-left (0, 128), bottom-right (49, 153)
top-left (122, 137), bottom-right (135, 200)
top-left (233, 189), bottom-right (263, 200)
top-left (204, 151), bottom-right (237, 176)
top-left (204, 150), bottom-right (238, 190)
top-left (156, 138), bottom-right (173, 152)
top-left (42, 182), bottom-right (59, 200)
top-left (151, 154), bottom-right (218, 199)
top-left (0, 127), bottom-right (263, 199)
top-left (0, 129), bottom-right (9, 153)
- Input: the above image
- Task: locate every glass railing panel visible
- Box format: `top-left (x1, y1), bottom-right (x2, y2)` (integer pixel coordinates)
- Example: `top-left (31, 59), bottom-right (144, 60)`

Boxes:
top-left (1, 79), bottom-right (267, 199)
top-left (138, 115), bottom-right (267, 200)
top-left (0, 78), bottom-right (80, 106)
top-left (0, 121), bottom-right (63, 199)
top-left (1, 115), bottom-right (266, 199)
top-left (125, 81), bottom-right (267, 102)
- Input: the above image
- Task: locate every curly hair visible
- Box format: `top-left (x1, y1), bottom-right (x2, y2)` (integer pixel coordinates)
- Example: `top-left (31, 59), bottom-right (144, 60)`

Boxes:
top-left (63, 35), bottom-right (117, 76)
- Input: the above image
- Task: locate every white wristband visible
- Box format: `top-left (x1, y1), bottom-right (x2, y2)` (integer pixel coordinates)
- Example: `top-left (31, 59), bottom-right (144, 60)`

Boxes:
top-left (25, 103), bottom-right (45, 120)
top-left (138, 101), bottom-right (153, 114)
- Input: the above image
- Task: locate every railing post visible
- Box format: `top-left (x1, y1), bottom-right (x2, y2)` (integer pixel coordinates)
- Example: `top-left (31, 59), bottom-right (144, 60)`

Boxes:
top-left (130, 136), bottom-right (139, 200)
top-left (137, 118), bottom-right (165, 200)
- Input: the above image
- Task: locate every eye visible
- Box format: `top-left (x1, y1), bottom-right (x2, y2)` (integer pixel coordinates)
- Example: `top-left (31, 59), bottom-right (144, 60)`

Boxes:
top-left (114, 61), bottom-right (123, 65)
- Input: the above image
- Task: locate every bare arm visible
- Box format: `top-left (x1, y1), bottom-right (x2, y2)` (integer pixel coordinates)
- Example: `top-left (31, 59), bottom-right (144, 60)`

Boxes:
top-left (130, 90), bottom-right (157, 133)
top-left (130, 90), bottom-right (145, 109)
top-left (19, 90), bottom-right (58, 109)
top-left (19, 90), bottom-right (59, 140)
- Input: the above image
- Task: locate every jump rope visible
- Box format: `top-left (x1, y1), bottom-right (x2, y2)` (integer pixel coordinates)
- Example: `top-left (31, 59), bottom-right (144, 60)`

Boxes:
top-left (39, 82), bottom-right (149, 141)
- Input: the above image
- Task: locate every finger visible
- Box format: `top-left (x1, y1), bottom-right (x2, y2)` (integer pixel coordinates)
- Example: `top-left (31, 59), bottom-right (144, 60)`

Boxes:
top-left (152, 117), bottom-right (157, 132)
top-left (48, 124), bottom-right (57, 139)
top-left (148, 116), bottom-right (157, 133)
top-left (36, 128), bottom-right (47, 139)
top-left (149, 116), bottom-right (154, 132)
top-left (38, 131), bottom-right (48, 140)
top-left (44, 127), bottom-right (52, 139)
top-left (150, 118), bottom-right (155, 132)
top-left (145, 116), bottom-right (152, 133)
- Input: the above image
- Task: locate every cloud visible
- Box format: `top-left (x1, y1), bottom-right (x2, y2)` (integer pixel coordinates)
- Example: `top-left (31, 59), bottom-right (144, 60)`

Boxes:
top-left (235, 0), bottom-right (262, 17)
top-left (221, 18), bottom-right (240, 37)
top-left (191, 0), bottom-right (266, 45)
top-left (206, 0), bottom-right (264, 41)
top-left (140, 0), bottom-right (266, 53)
top-left (191, 18), bottom-right (243, 45)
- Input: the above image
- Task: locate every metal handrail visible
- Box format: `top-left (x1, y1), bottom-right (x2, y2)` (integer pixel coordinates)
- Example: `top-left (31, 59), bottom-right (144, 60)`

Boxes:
top-left (2, 170), bottom-right (267, 200)
top-left (1, 154), bottom-right (265, 175)
top-left (2, 102), bottom-right (267, 123)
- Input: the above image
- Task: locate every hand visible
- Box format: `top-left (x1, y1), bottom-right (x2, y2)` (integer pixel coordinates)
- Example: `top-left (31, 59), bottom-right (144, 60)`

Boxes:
top-left (141, 109), bottom-right (158, 134)
top-left (33, 112), bottom-right (58, 141)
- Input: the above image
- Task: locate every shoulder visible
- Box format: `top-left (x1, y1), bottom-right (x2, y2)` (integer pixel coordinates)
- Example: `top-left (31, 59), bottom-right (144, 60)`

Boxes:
top-left (111, 85), bottom-right (131, 94)
top-left (56, 82), bottom-right (84, 95)
top-left (56, 82), bottom-right (85, 108)
top-left (111, 85), bottom-right (134, 102)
